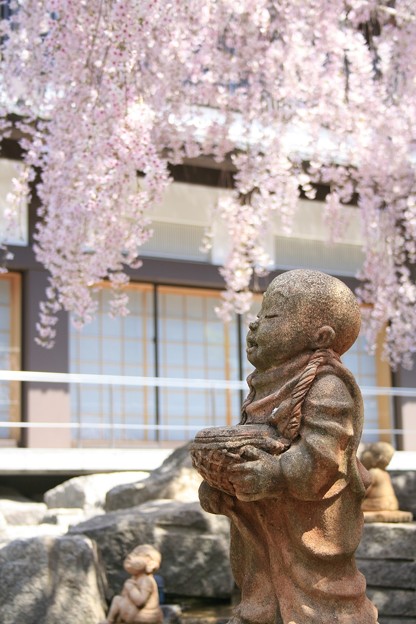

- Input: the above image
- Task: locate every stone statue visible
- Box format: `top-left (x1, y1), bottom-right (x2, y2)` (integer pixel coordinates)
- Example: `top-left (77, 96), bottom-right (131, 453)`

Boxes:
top-left (100, 544), bottom-right (163, 624)
top-left (191, 269), bottom-right (379, 624)
top-left (360, 441), bottom-right (413, 523)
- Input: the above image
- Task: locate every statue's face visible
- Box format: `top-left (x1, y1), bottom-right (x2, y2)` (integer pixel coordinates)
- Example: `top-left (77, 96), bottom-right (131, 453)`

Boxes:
top-left (246, 285), bottom-right (311, 371)
top-left (124, 548), bottom-right (161, 575)
top-left (124, 552), bottom-right (147, 575)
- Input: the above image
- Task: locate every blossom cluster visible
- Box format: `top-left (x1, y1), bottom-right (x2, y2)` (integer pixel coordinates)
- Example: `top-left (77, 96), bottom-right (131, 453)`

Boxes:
top-left (1, 0), bottom-right (416, 368)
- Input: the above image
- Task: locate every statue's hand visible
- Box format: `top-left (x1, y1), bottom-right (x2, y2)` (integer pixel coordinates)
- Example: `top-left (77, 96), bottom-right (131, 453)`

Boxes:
top-left (228, 445), bottom-right (282, 502)
top-left (198, 480), bottom-right (234, 514)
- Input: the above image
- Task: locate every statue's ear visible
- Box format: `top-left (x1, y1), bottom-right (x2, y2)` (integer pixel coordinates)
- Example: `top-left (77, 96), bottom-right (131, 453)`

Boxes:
top-left (145, 561), bottom-right (158, 574)
top-left (312, 325), bottom-right (335, 349)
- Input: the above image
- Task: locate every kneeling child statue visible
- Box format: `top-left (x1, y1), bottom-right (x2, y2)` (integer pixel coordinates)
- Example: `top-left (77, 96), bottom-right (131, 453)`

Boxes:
top-left (100, 544), bottom-right (163, 624)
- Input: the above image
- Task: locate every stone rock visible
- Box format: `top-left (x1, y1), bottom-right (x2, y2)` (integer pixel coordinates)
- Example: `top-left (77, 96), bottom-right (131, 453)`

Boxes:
top-left (0, 523), bottom-right (68, 548)
top-left (357, 560), bottom-right (416, 590)
top-left (0, 534), bottom-right (107, 624)
top-left (70, 499), bottom-right (233, 600)
top-left (357, 522), bottom-right (416, 560)
top-left (105, 444), bottom-right (202, 511)
top-left (42, 507), bottom-right (99, 529)
top-left (161, 604), bottom-right (182, 623)
top-left (356, 522), bottom-right (416, 620)
top-left (378, 619), bottom-right (416, 624)
top-left (390, 471), bottom-right (416, 516)
top-left (0, 498), bottom-right (47, 525)
top-left (366, 588), bottom-right (416, 617)
top-left (44, 470), bottom-right (148, 510)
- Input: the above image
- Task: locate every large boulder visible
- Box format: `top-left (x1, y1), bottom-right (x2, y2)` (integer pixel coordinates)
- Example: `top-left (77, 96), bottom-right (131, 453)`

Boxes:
top-left (105, 444), bottom-right (202, 511)
top-left (0, 498), bottom-right (47, 525)
top-left (0, 512), bottom-right (7, 530)
top-left (42, 507), bottom-right (94, 528)
top-left (0, 535), bottom-right (107, 624)
top-left (0, 522), bottom-right (67, 548)
top-left (0, 487), bottom-right (47, 526)
top-left (44, 471), bottom-right (148, 510)
top-left (70, 499), bottom-right (233, 600)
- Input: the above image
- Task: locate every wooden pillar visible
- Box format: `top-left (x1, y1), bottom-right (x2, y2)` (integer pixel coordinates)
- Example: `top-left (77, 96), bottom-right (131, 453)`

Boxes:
top-left (22, 269), bottom-right (71, 448)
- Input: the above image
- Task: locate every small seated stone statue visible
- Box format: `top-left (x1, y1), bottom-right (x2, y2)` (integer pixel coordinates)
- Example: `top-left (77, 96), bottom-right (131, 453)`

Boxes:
top-left (191, 269), bottom-right (378, 624)
top-left (360, 441), bottom-right (413, 523)
top-left (100, 544), bottom-right (163, 624)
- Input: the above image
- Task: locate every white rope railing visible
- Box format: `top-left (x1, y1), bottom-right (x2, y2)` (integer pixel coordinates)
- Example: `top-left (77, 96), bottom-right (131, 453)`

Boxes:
top-left (0, 369), bottom-right (415, 396)
top-left (0, 422), bottom-right (201, 430)
top-left (0, 423), bottom-right (414, 435)
top-left (0, 370), bottom-right (414, 436)
top-left (0, 369), bottom-right (247, 390)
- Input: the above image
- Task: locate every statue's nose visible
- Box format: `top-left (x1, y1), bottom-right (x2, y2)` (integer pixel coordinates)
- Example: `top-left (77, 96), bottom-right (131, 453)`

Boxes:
top-left (249, 319), bottom-right (259, 331)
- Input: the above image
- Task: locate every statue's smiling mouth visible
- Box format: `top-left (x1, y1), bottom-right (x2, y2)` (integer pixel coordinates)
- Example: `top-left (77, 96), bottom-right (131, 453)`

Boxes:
top-left (247, 337), bottom-right (258, 348)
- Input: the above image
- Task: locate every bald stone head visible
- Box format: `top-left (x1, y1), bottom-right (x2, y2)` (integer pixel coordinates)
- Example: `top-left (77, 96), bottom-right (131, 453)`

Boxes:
top-left (124, 544), bottom-right (162, 575)
top-left (266, 269), bottom-right (361, 355)
top-left (247, 269), bottom-right (361, 371)
top-left (360, 442), bottom-right (395, 471)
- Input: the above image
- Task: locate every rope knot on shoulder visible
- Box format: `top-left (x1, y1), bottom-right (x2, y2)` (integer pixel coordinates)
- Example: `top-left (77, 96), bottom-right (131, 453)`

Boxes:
top-left (269, 348), bottom-right (339, 440)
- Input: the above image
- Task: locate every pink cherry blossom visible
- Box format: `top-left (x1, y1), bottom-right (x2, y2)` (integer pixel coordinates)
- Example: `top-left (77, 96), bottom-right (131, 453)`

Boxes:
top-left (1, 1), bottom-right (416, 368)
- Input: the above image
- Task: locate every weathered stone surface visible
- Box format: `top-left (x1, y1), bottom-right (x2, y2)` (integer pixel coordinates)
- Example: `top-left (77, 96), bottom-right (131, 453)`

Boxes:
top-left (105, 444), bottom-right (202, 511)
top-left (42, 506), bottom-right (86, 522)
top-left (0, 523), bottom-right (66, 547)
top-left (161, 604), bottom-right (182, 623)
top-left (357, 523), bottom-right (416, 560)
top-left (0, 498), bottom-right (47, 525)
top-left (357, 522), bottom-right (416, 620)
top-left (44, 470), bottom-right (148, 510)
top-left (70, 499), bottom-right (233, 600)
top-left (42, 506), bottom-right (100, 530)
top-left (379, 619), bottom-right (416, 624)
top-left (366, 589), bottom-right (416, 617)
top-left (181, 616), bottom-right (229, 624)
top-left (357, 560), bottom-right (416, 590)
top-left (0, 535), bottom-right (107, 624)
top-left (390, 471), bottom-right (416, 516)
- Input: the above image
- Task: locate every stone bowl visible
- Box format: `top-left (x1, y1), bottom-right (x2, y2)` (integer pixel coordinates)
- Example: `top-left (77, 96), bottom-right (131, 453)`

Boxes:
top-left (190, 424), bottom-right (289, 495)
